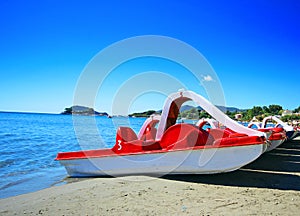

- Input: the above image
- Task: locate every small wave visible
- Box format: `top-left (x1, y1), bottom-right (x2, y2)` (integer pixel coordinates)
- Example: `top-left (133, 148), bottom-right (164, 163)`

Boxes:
top-left (0, 177), bottom-right (31, 190)
top-left (6, 137), bottom-right (30, 142)
top-left (0, 159), bottom-right (15, 169)
top-left (1, 133), bottom-right (15, 137)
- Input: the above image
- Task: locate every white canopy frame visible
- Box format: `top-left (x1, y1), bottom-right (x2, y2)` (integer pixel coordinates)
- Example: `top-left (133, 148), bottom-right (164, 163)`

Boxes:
top-left (262, 115), bottom-right (294, 131)
top-left (156, 90), bottom-right (266, 140)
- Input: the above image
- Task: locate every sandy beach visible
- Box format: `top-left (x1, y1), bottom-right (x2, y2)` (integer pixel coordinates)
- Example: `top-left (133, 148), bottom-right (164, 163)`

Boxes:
top-left (1, 137), bottom-right (300, 215)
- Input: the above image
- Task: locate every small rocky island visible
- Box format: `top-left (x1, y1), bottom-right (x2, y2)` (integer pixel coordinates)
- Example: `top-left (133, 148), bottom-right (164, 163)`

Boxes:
top-left (61, 105), bottom-right (109, 116)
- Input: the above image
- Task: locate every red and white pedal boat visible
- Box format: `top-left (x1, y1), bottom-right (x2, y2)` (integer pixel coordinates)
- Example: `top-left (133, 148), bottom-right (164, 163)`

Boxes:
top-left (198, 118), bottom-right (286, 152)
top-left (248, 118), bottom-right (287, 152)
top-left (262, 116), bottom-right (299, 140)
top-left (56, 91), bottom-right (267, 177)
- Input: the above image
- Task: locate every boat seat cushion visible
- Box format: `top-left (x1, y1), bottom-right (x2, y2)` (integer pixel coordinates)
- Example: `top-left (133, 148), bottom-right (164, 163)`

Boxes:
top-left (116, 126), bottom-right (138, 142)
top-left (208, 128), bottom-right (231, 140)
top-left (213, 136), bottom-right (264, 147)
top-left (160, 123), bottom-right (213, 150)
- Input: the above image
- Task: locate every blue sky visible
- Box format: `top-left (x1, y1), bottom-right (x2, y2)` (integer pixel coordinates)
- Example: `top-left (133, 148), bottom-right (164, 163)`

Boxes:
top-left (0, 0), bottom-right (299, 114)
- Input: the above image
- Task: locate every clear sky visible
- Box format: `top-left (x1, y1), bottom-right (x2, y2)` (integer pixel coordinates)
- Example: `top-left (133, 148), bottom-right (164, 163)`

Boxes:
top-left (0, 0), bottom-right (299, 114)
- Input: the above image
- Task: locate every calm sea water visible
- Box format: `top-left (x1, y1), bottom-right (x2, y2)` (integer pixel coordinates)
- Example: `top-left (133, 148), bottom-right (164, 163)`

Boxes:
top-left (0, 112), bottom-right (146, 199)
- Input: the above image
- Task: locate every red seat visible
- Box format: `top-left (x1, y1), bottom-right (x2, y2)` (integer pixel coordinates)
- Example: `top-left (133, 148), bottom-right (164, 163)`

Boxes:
top-left (160, 124), bottom-right (213, 150)
top-left (112, 127), bottom-right (140, 153)
top-left (213, 136), bottom-right (265, 147)
top-left (258, 128), bottom-right (286, 140)
top-left (271, 127), bottom-right (284, 133)
top-left (209, 128), bottom-right (231, 140)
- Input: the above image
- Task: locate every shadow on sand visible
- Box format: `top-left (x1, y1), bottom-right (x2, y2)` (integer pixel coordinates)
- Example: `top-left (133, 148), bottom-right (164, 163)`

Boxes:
top-left (163, 139), bottom-right (300, 191)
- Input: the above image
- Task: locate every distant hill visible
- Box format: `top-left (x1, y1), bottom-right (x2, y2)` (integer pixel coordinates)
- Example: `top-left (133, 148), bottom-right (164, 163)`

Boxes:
top-left (129, 110), bottom-right (158, 117)
top-left (180, 105), bottom-right (243, 113)
top-left (130, 105), bottom-right (244, 118)
top-left (216, 105), bottom-right (244, 113)
top-left (179, 105), bottom-right (195, 112)
top-left (61, 105), bottom-right (108, 116)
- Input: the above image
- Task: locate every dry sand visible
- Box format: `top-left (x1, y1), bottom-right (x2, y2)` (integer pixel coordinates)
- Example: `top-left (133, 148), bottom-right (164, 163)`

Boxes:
top-left (1, 137), bottom-right (300, 215)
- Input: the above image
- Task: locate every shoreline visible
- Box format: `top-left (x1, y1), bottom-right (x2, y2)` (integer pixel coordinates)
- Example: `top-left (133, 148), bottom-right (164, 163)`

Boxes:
top-left (1, 138), bottom-right (300, 215)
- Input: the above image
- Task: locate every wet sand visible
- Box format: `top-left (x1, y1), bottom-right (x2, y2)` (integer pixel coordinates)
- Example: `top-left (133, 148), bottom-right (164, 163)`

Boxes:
top-left (1, 138), bottom-right (300, 215)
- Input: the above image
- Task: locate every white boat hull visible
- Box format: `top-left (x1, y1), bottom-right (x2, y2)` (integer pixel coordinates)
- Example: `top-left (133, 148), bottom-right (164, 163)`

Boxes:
top-left (265, 139), bottom-right (285, 152)
top-left (287, 131), bottom-right (299, 140)
top-left (60, 144), bottom-right (266, 177)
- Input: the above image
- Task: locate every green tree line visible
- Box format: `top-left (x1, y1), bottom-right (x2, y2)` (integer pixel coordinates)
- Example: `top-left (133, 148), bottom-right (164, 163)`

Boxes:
top-left (129, 105), bottom-right (300, 122)
top-left (179, 105), bottom-right (300, 122)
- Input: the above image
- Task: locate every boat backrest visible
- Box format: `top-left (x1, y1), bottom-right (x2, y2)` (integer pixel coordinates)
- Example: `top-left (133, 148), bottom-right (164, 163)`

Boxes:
top-left (138, 117), bottom-right (160, 139)
top-left (198, 120), bottom-right (208, 129)
top-left (140, 127), bottom-right (157, 141)
top-left (112, 126), bottom-right (161, 154)
top-left (116, 126), bottom-right (138, 142)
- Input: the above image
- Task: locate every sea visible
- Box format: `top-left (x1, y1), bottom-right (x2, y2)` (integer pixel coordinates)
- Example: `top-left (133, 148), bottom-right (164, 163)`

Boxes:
top-left (0, 112), bottom-right (146, 199)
